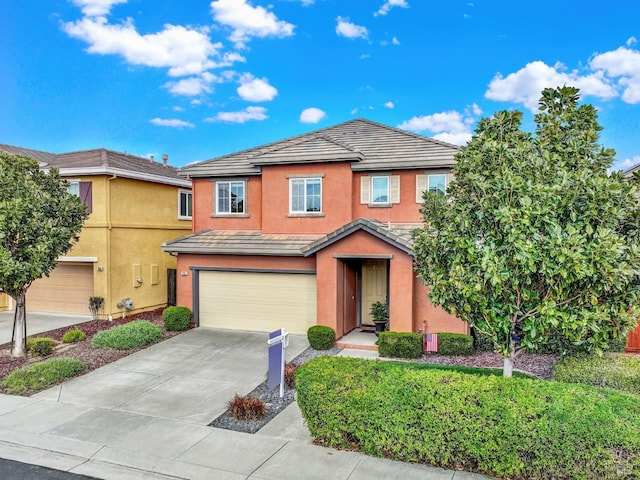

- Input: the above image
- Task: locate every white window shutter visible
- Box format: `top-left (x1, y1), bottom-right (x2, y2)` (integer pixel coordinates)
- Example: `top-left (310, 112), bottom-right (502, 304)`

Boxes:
top-left (415, 174), bottom-right (427, 203)
top-left (390, 175), bottom-right (400, 203)
top-left (447, 173), bottom-right (454, 189)
top-left (361, 176), bottom-right (371, 204)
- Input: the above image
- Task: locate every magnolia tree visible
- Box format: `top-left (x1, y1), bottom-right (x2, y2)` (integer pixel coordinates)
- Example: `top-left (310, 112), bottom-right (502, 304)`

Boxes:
top-left (413, 86), bottom-right (640, 377)
top-left (0, 153), bottom-right (88, 357)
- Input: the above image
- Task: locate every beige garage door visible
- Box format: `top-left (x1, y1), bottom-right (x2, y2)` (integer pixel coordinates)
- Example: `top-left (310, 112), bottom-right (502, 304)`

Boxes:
top-left (27, 264), bottom-right (94, 315)
top-left (199, 271), bottom-right (317, 335)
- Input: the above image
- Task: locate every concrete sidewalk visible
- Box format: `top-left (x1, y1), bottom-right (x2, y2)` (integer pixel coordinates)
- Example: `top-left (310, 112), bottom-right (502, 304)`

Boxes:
top-left (0, 311), bottom-right (91, 346)
top-left (0, 329), bottom-right (491, 479)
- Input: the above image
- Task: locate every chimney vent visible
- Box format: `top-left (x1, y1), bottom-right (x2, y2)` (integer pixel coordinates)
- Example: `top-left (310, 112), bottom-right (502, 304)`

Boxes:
top-left (149, 154), bottom-right (154, 162)
top-left (162, 154), bottom-right (168, 166)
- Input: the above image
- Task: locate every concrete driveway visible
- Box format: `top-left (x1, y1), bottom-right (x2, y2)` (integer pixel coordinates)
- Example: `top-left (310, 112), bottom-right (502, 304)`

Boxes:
top-left (0, 311), bottom-right (91, 346)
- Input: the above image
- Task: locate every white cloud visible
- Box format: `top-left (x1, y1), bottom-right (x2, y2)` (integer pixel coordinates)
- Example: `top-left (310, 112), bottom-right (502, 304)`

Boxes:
top-left (392, 36), bottom-right (400, 45)
top-left (173, 106), bottom-right (185, 112)
top-left (150, 118), bottom-right (195, 128)
top-left (336, 17), bottom-right (368, 40)
top-left (590, 47), bottom-right (640, 104)
top-left (384, 101), bottom-right (394, 108)
top-left (165, 72), bottom-right (223, 96)
top-left (63, 16), bottom-right (226, 77)
top-left (610, 156), bottom-right (640, 172)
top-left (360, 54), bottom-right (371, 59)
top-left (398, 110), bottom-right (474, 145)
top-left (350, 108), bottom-right (358, 115)
top-left (72, 0), bottom-right (127, 16)
top-left (627, 37), bottom-right (637, 46)
top-left (211, 0), bottom-right (294, 48)
top-left (237, 74), bottom-right (278, 102)
top-left (467, 102), bottom-right (482, 116)
top-left (485, 60), bottom-right (618, 112)
top-left (299, 107), bottom-right (326, 123)
top-left (374, 0), bottom-right (408, 17)
top-left (206, 106), bottom-right (268, 123)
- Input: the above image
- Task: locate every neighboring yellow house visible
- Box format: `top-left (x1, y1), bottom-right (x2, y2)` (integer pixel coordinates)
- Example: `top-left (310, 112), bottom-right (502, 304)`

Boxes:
top-left (0, 145), bottom-right (192, 319)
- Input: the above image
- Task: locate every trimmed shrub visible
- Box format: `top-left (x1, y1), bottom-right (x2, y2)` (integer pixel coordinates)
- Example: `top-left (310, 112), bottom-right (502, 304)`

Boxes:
top-left (437, 333), bottom-right (474, 355)
top-left (62, 329), bottom-right (87, 343)
top-left (228, 394), bottom-right (266, 421)
top-left (378, 332), bottom-right (423, 359)
top-left (162, 306), bottom-right (192, 331)
top-left (553, 353), bottom-right (640, 396)
top-left (296, 356), bottom-right (640, 480)
top-left (91, 320), bottom-right (163, 350)
top-left (307, 325), bottom-right (335, 350)
top-left (26, 337), bottom-right (56, 357)
top-left (1, 357), bottom-right (86, 395)
top-left (284, 362), bottom-right (299, 389)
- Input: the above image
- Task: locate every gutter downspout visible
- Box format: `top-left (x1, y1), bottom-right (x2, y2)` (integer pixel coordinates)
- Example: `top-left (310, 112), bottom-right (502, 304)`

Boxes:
top-left (106, 173), bottom-right (116, 320)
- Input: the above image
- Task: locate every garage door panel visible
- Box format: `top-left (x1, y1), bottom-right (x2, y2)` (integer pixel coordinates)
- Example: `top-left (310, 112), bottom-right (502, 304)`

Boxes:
top-left (199, 271), bottom-right (316, 335)
top-left (27, 264), bottom-right (93, 315)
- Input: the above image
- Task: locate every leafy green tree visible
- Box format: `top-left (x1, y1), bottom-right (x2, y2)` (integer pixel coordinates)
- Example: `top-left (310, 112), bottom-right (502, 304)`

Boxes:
top-left (0, 153), bottom-right (88, 357)
top-left (413, 86), bottom-right (640, 376)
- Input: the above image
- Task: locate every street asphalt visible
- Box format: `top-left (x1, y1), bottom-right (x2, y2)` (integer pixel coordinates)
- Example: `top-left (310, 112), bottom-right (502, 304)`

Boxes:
top-left (0, 314), bottom-right (492, 479)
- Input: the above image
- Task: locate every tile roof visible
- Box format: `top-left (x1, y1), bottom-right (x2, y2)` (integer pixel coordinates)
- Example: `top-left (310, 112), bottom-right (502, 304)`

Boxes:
top-left (301, 218), bottom-right (416, 256)
top-left (0, 144), bottom-right (190, 187)
top-left (179, 118), bottom-right (459, 178)
top-left (163, 219), bottom-right (420, 257)
top-left (161, 230), bottom-right (323, 256)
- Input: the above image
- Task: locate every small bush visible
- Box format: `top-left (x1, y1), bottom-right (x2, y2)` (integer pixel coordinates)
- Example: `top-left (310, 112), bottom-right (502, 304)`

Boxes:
top-left (296, 356), bottom-right (640, 480)
top-left (471, 327), bottom-right (495, 352)
top-left (26, 337), bottom-right (56, 357)
top-left (284, 362), bottom-right (299, 388)
top-left (228, 394), bottom-right (266, 421)
top-left (378, 332), bottom-right (423, 359)
top-left (437, 333), bottom-right (474, 355)
top-left (1, 357), bottom-right (86, 395)
top-left (91, 320), bottom-right (163, 350)
top-left (307, 325), bottom-right (335, 350)
top-left (62, 329), bottom-right (87, 343)
top-left (162, 306), bottom-right (192, 331)
top-left (553, 353), bottom-right (640, 395)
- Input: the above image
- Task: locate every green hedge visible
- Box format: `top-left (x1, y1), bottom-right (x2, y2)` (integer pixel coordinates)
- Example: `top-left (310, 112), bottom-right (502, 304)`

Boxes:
top-left (162, 306), bottom-right (192, 331)
top-left (553, 353), bottom-right (640, 396)
top-left (92, 320), bottom-right (163, 350)
top-left (437, 333), bottom-right (474, 355)
top-left (1, 357), bottom-right (86, 395)
top-left (378, 332), bottom-right (423, 358)
top-left (296, 356), bottom-right (640, 480)
top-left (307, 325), bottom-right (335, 350)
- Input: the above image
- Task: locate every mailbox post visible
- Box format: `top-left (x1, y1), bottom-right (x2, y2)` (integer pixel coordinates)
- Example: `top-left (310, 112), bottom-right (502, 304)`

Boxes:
top-left (267, 328), bottom-right (289, 398)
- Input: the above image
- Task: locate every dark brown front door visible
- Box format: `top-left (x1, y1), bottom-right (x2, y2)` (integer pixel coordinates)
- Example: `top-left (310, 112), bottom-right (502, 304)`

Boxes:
top-left (343, 263), bottom-right (358, 335)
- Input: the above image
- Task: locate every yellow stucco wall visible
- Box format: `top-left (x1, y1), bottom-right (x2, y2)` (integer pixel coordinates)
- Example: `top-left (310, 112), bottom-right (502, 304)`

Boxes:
top-left (63, 174), bottom-right (191, 318)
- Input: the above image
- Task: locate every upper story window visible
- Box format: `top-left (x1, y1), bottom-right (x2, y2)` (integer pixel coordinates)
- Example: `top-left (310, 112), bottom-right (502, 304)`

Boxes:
top-left (68, 180), bottom-right (92, 214)
top-left (290, 177), bottom-right (322, 213)
top-left (428, 174), bottom-right (447, 195)
top-left (179, 190), bottom-right (192, 220)
top-left (216, 180), bottom-right (245, 214)
top-left (416, 173), bottom-right (449, 202)
top-left (361, 174), bottom-right (400, 206)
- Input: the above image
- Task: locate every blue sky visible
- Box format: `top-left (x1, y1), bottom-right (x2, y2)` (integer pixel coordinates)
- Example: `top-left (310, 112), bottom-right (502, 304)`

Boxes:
top-left (2, 1), bottom-right (639, 170)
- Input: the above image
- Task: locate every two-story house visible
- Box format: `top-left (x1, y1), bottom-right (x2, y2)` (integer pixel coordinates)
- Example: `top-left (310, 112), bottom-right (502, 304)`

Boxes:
top-left (0, 145), bottom-right (192, 319)
top-left (163, 118), bottom-right (467, 339)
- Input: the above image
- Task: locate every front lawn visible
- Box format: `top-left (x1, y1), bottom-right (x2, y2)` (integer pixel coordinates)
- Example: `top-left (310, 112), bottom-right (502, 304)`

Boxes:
top-left (296, 356), bottom-right (640, 480)
top-left (553, 352), bottom-right (640, 395)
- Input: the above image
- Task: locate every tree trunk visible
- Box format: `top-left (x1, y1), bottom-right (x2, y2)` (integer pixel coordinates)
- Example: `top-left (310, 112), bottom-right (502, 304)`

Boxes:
top-left (11, 290), bottom-right (27, 357)
top-left (502, 355), bottom-right (514, 377)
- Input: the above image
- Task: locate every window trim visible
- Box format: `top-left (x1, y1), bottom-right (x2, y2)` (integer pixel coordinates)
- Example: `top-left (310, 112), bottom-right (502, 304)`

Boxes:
top-left (178, 189), bottom-right (192, 220)
top-left (370, 175), bottom-right (390, 205)
top-left (289, 177), bottom-right (323, 214)
top-left (214, 180), bottom-right (247, 215)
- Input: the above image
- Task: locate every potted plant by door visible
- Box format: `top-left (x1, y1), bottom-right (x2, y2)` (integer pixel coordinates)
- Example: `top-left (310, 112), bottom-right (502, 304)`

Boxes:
top-left (370, 301), bottom-right (389, 337)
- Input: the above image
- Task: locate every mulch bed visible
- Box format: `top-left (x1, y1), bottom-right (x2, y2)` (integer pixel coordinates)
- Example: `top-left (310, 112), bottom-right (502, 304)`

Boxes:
top-left (0, 308), bottom-right (185, 390)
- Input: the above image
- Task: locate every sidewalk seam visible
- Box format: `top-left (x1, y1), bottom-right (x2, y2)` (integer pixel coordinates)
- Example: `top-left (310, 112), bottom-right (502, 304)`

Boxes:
top-left (245, 439), bottom-right (290, 478)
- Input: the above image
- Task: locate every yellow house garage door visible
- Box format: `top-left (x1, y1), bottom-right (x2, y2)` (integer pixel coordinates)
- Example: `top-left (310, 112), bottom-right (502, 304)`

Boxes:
top-left (199, 271), bottom-right (317, 335)
top-left (27, 264), bottom-right (94, 315)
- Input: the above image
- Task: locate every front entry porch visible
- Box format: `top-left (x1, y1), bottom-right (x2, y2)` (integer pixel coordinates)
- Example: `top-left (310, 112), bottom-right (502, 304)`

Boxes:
top-left (335, 328), bottom-right (379, 351)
